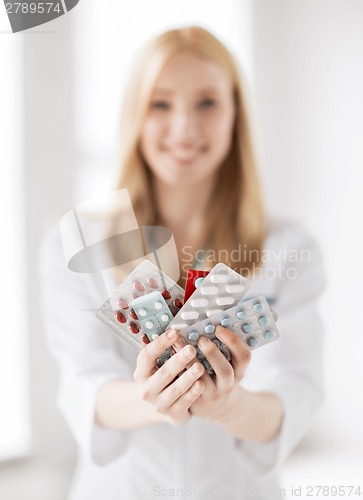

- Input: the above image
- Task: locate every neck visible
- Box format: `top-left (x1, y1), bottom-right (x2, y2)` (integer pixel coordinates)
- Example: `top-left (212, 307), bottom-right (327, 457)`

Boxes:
top-left (153, 176), bottom-right (216, 237)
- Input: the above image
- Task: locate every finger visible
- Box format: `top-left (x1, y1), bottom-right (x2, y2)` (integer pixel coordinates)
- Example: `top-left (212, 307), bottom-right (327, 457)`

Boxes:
top-left (134, 328), bottom-right (179, 381)
top-left (215, 326), bottom-right (251, 380)
top-left (197, 336), bottom-right (234, 391)
top-left (142, 344), bottom-right (198, 399)
top-left (155, 362), bottom-right (205, 411)
top-left (168, 378), bottom-right (205, 416)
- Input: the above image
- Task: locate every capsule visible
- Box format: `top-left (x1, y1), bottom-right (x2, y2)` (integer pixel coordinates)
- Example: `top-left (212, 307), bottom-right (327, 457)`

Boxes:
top-left (129, 308), bottom-right (138, 320)
top-left (115, 311), bottom-right (127, 324)
top-left (173, 298), bottom-right (183, 309)
top-left (133, 280), bottom-right (145, 292)
top-left (118, 298), bottom-right (129, 310)
top-left (161, 289), bottom-right (171, 300)
top-left (148, 278), bottom-right (159, 289)
top-left (128, 322), bottom-right (140, 334)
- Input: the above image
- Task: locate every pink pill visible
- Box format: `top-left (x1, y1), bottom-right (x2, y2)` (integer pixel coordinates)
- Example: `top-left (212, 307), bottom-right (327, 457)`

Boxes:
top-left (130, 308), bottom-right (138, 320)
top-left (148, 278), bottom-right (159, 289)
top-left (162, 289), bottom-right (171, 300)
top-left (115, 311), bottom-right (127, 324)
top-left (133, 280), bottom-right (145, 292)
top-left (118, 298), bottom-right (129, 310)
top-left (129, 322), bottom-right (140, 334)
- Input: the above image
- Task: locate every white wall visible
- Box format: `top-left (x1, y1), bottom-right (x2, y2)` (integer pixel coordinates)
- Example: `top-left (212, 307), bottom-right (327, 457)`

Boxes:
top-left (252, 0), bottom-right (363, 486)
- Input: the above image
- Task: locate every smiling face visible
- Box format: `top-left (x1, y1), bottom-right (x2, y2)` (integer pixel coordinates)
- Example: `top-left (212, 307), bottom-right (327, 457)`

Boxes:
top-left (139, 51), bottom-right (236, 188)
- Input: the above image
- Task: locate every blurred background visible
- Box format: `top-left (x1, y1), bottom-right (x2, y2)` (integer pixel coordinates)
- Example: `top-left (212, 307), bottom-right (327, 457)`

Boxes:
top-left (1, 0), bottom-right (362, 498)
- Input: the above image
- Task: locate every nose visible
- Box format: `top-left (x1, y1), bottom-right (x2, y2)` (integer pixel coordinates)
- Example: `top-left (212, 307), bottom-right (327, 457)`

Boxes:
top-left (169, 106), bottom-right (198, 143)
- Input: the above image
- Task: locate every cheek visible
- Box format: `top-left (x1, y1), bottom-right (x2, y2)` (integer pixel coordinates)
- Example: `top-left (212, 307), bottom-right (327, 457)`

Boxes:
top-left (205, 111), bottom-right (234, 150)
top-left (140, 118), bottom-right (164, 155)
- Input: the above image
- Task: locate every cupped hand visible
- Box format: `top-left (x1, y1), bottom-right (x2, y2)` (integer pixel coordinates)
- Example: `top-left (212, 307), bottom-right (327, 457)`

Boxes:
top-left (133, 329), bottom-right (205, 427)
top-left (174, 326), bottom-right (252, 423)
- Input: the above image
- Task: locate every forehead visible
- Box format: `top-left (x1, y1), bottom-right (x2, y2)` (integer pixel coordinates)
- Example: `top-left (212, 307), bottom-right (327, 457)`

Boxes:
top-left (152, 50), bottom-right (232, 95)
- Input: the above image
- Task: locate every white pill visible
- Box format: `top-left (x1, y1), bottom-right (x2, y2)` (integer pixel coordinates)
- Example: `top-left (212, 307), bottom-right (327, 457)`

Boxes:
top-left (181, 311), bottom-right (200, 320)
top-left (172, 322), bottom-right (189, 330)
top-left (216, 296), bottom-right (234, 306)
top-left (226, 284), bottom-right (245, 293)
top-left (206, 309), bottom-right (223, 317)
top-left (161, 314), bottom-right (169, 322)
top-left (155, 301), bottom-right (163, 310)
top-left (191, 298), bottom-right (209, 307)
top-left (145, 321), bottom-right (154, 329)
top-left (211, 274), bottom-right (229, 283)
top-left (138, 308), bottom-right (147, 317)
top-left (151, 333), bottom-right (159, 340)
top-left (200, 286), bottom-right (219, 295)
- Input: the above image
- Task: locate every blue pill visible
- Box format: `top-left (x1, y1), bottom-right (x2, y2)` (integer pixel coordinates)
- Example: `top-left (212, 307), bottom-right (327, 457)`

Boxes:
top-left (204, 323), bottom-right (216, 335)
top-left (264, 330), bottom-right (275, 341)
top-left (253, 302), bottom-right (263, 313)
top-left (220, 316), bottom-right (232, 328)
top-left (246, 336), bottom-right (259, 348)
top-left (236, 309), bottom-right (246, 320)
top-left (188, 330), bottom-right (200, 342)
top-left (195, 277), bottom-right (205, 288)
top-left (241, 322), bottom-right (253, 334)
top-left (258, 316), bottom-right (269, 327)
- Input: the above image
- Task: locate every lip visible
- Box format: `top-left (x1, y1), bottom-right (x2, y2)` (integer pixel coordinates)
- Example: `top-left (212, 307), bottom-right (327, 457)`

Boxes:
top-left (165, 145), bottom-right (206, 165)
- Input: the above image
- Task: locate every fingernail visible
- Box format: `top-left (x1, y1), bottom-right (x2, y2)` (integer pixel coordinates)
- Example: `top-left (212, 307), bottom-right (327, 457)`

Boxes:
top-left (216, 325), bottom-right (226, 335)
top-left (167, 329), bottom-right (176, 339)
top-left (183, 345), bottom-right (194, 357)
top-left (192, 363), bottom-right (203, 374)
top-left (198, 336), bottom-right (209, 347)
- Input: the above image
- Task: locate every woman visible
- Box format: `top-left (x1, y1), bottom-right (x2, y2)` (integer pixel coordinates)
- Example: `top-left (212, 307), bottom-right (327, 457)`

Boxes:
top-left (41, 26), bottom-right (325, 500)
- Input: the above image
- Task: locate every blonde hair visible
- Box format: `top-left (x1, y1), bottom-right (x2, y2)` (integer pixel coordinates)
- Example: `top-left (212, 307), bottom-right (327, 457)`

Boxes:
top-left (113, 26), bottom-right (266, 280)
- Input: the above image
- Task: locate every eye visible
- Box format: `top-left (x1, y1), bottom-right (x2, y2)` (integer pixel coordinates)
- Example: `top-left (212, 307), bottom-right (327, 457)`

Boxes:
top-left (150, 100), bottom-right (170, 110)
top-left (198, 98), bottom-right (217, 109)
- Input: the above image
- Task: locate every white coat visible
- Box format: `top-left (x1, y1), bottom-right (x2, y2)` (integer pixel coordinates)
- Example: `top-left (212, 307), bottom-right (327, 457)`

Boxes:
top-left (39, 218), bottom-right (325, 500)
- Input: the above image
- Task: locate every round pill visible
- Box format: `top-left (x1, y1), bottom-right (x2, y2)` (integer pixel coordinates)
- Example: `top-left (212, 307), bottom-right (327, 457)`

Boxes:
top-left (151, 333), bottom-right (159, 340)
top-left (188, 330), bottom-right (200, 342)
top-left (194, 277), bottom-right (205, 288)
top-left (236, 309), bottom-right (246, 320)
top-left (264, 329), bottom-right (275, 341)
top-left (161, 314), bottom-right (169, 323)
top-left (115, 311), bottom-right (127, 324)
top-left (133, 280), bottom-right (145, 292)
top-left (138, 308), bottom-right (147, 317)
top-left (145, 320), bottom-right (154, 329)
top-left (118, 298), bottom-right (129, 310)
top-left (148, 278), bottom-right (159, 289)
top-left (220, 316), bottom-right (232, 328)
top-left (246, 336), bottom-right (259, 348)
top-left (128, 322), bottom-right (140, 334)
top-left (258, 316), bottom-right (269, 327)
top-left (241, 322), bottom-right (253, 334)
top-left (204, 323), bottom-right (215, 335)
top-left (129, 308), bottom-right (138, 320)
top-left (161, 289), bottom-right (171, 300)
top-left (253, 302), bottom-right (264, 313)
top-left (173, 298), bottom-right (183, 309)
top-left (155, 301), bottom-right (163, 310)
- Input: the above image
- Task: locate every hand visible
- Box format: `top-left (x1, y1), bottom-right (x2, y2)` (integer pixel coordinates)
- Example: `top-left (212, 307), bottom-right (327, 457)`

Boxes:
top-left (133, 328), bottom-right (205, 427)
top-left (175, 326), bottom-right (252, 423)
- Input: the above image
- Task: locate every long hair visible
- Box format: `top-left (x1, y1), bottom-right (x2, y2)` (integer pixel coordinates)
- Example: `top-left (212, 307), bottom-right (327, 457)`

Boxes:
top-left (111, 26), bottom-right (266, 281)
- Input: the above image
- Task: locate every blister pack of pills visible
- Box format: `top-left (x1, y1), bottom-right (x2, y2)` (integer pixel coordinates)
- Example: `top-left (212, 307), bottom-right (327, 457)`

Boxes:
top-left (176, 295), bottom-right (279, 373)
top-left (96, 260), bottom-right (184, 351)
top-left (169, 263), bottom-right (250, 331)
top-left (184, 269), bottom-right (210, 302)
